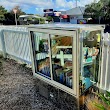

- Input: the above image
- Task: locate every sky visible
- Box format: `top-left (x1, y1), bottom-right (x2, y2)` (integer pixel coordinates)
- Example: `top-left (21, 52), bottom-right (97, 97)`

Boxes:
top-left (0, 0), bottom-right (99, 15)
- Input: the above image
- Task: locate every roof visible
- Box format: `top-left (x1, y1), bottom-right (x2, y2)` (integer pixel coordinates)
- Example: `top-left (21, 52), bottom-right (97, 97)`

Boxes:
top-left (66, 7), bottom-right (85, 15)
top-left (19, 15), bottom-right (42, 19)
top-left (28, 23), bottom-right (104, 32)
top-left (60, 11), bottom-right (66, 15)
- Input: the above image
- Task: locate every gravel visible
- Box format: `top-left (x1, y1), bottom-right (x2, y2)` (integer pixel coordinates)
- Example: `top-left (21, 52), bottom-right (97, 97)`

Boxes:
top-left (0, 57), bottom-right (60, 110)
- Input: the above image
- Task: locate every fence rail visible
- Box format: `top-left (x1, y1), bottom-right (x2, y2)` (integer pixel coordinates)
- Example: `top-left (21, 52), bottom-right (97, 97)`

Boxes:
top-left (0, 26), bottom-right (31, 65)
top-left (0, 26), bottom-right (110, 91)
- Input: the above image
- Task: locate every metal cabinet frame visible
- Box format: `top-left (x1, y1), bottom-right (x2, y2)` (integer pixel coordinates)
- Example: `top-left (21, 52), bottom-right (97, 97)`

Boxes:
top-left (29, 28), bottom-right (79, 97)
top-left (28, 25), bottom-right (104, 100)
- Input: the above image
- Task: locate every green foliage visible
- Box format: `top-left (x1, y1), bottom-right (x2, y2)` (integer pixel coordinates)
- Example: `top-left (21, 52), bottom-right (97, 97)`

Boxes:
top-left (93, 102), bottom-right (106, 110)
top-left (0, 6), bottom-right (7, 21)
top-left (26, 16), bottom-right (45, 24)
top-left (85, 0), bottom-right (110, 20)
top-left (27, 17), bottom-right (33, 21)
top-left (46, 16), bottom-right (53, 21)
top-left (0, 5), bottom-right (45, 24)
top-left (0, 5), bottom-right (26, 24)
top-left (0, 6), bottom-right (7, 14)
top-left (93, 91), bottom-right (110, 110)
top-left (39, 18), bottom-right (45, 24)
top-left (106, 91), bottom-right (110, 97)
top-left (0, 15), bottom-right (5, 21)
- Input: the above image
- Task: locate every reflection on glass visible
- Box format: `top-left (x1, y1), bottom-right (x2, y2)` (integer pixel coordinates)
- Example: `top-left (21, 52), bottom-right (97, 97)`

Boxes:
top-left (34, 32), bottom-right (51, 78)
top-left (80, 31), bottom-right (101, 94)
top-left (51, 35), bottom-right (73, 88)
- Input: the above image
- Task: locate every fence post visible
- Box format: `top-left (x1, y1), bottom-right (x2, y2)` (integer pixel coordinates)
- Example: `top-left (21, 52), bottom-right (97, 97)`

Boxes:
top-left (0, 30), bottom-right (7, 58)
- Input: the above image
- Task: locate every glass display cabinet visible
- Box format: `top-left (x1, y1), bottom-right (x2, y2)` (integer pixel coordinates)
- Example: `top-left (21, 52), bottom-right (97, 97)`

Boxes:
top-left (28, 24), bottom-right (104, 109)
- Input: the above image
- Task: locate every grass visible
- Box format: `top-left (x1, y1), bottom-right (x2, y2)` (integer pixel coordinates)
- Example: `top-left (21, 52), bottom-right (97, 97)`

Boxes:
top-left (93, 91), bottom-right (110, 110)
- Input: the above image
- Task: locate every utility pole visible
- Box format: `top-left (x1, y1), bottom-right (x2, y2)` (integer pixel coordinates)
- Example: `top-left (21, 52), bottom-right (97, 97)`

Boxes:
top-left (13, 9), bottom-right (18, 26)
top-left (76, 0), bottom-right (77, 7)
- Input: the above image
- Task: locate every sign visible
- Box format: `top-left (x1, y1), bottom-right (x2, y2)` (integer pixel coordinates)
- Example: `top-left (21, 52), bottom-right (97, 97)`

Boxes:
top-left (77, 19), bottom-right (87, 24)
top-left (13, 9), bottom-right (17, 14)
top-left (43, 9), bottom-right (53, 12)
top-left (54, 12), bottom-right (61, 17)
top-left (44, 9), bottom-right (54, 17)
top-left (61, 15), bottom-right (69, 19)
top-left (44, 13), bottom-right (54, 17)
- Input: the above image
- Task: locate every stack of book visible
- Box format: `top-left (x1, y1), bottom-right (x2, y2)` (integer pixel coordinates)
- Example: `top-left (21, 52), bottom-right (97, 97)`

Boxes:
top-left (66, 71), bottom-right (72, 88)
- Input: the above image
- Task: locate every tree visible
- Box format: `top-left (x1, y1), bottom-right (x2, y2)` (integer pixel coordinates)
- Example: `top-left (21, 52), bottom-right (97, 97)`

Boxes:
top-left (102, 0), bottom-right (110, 20)
top-left (3, 12), bottom-right (16, 25)
top-left (0, 6), bottom-right (7, 22)
top-left (3, 6), bottom-right (26, 25)
top-left (46, 16), bottom-right (53, 22)
top-left (85, 1), bottom-right (103, 19)
top-left (39, 18), bottom-right (45, 24)
top-left (10, 6), bottom-right (26, 18)
top-left (84, 0), bottom-right (110, 23)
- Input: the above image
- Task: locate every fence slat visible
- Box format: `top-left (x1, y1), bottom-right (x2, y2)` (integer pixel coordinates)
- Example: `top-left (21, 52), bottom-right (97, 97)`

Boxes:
top-left (0, 27), bottom-right (31, 65)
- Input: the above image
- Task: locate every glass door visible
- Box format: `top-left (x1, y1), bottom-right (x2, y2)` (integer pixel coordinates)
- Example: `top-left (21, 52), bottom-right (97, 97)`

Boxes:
top-left (30, 30), bottom-right (77, 95)
top-left (50, 35), bottom-right (73, 88)
top-left (33, 32), bottom-right (51, 79)
top-left (80, 30), bottom-right (101, 95)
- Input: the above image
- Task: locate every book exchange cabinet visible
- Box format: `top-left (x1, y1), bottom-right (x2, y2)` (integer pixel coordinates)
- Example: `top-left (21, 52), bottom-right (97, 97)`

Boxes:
top-left (28, 24), bottom-right (104, 110)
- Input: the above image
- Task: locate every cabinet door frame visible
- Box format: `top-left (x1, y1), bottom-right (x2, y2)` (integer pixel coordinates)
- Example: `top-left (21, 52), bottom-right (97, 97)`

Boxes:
top-left (29, 29), bottom-right (78, 97)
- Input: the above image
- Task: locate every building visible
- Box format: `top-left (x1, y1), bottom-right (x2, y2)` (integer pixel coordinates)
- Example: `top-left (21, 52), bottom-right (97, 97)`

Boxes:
top-left (61, 7), bottom-right (86, 24)
top-left (18, 15), bottom-right (46, 25)
top-left (43, 7), bottom-right (86, 24)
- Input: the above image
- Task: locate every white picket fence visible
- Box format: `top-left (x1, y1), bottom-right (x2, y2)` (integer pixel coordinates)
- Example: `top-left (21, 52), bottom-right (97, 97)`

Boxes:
top-left (0, 26), bottom-right (31, 65)
top-left (0, 26), bottom-right (110, 91)
top-left (100, 33), bottom-right (110, 91)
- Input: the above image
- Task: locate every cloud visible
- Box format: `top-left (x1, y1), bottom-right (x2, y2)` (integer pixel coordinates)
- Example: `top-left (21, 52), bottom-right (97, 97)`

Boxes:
top-left (59, 8), bottom-right (66, 11)
top-left (0, 1), bottom-right (19, 9)
top-left (0, 0), bottom-right (100, 13)
top-left (54, 0), bottom-right (100, 9)
top-left (55, 0), bottom-right (73, 9)
top-left (36, 7), bottom-right (44, 13)
top-left (77, 0), bottom-right (100, 7)
top-left (0, 0), bottom-right (53, 9)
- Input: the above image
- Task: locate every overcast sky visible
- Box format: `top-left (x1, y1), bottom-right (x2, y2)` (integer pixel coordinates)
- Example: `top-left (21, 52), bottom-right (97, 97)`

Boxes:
top-left (0, 0), bottom-right (99, 14)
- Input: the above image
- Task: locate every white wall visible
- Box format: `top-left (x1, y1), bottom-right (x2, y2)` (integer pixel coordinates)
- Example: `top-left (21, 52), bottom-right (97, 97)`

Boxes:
top-left (70, 19), bottom-right (77, 24)
top-left (70, 15), bottom-right (84, 24)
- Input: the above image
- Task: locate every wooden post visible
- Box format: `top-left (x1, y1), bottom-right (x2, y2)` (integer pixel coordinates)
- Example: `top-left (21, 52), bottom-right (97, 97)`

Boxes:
top-left (0, 30), bottom-right (7, 58)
